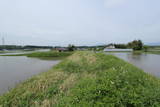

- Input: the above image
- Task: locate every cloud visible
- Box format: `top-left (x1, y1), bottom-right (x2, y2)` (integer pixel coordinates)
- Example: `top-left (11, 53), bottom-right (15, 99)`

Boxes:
top-left (104, 0), bottom-right (127, 8)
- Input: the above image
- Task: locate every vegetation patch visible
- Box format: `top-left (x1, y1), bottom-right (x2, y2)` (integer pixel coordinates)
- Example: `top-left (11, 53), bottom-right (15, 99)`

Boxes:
top-left (1, 51), bottom-right (73, 59)
top-left (146, 51), bottom-right (160, 55)
top-left (27, 51), bottom-right (73, 57)
top-left (0, 51), bottom-right (160, 106)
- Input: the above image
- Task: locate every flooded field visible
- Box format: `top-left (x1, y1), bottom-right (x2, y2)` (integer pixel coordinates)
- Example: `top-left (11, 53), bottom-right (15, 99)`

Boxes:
top-left (0, 56), bottom-right (59, 94)
top-left (110, 52), bottom-right (160, 77)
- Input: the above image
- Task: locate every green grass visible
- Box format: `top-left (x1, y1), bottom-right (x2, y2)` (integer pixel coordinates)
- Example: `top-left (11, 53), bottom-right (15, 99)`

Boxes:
top-left (117, 50), bottom-right (160, 55)
top-left (133, 51), bottom-right (160, 55)
top-left (1, 51), bottom-right (73, 59)
top-left (146, 51), bottom-right (160, 55)
top-left (0, 51), bottom-right (5, 53)
top-left (145, 46), bottom-right (160, 55)
top-left (27, 51), bottom-right (73, 57)
top-left (0, 51), bottom-right (160, 106)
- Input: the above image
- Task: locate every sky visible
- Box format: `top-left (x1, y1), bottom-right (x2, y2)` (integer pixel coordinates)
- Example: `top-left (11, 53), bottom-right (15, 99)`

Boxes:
top-left (0, 0), bottom-right (160, 46)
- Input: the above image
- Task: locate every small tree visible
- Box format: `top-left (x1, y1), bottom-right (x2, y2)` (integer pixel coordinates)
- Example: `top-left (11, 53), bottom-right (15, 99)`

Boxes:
top-left (68, 44), bottom-right (75, 51)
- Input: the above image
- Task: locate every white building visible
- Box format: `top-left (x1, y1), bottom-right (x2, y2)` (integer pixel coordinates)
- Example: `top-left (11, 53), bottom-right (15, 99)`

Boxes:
top-left (105, 45), bottom-right (115, 49)
top-left (103, 45), bottom-right (133, 52)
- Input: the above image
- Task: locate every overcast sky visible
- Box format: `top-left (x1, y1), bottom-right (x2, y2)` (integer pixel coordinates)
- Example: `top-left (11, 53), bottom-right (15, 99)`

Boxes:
top-left (0, 0), bottom-right (160, 46)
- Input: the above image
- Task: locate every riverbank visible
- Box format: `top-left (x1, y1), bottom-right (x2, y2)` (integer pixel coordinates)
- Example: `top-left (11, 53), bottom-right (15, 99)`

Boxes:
top-left (132, 50), bottom-right (160, 55)
top-left (146, 51), bottom-right (160, 55)
top-left (109, 52), bottom-right (160, 77)
top-left (0, 51), bottom-right (160, 106)
top-left (0, 51), bottom-right (4, 53)
top-left (106, 50), bottom-right (160, 55)
top-left (0, 51), bottom-right (73, 59)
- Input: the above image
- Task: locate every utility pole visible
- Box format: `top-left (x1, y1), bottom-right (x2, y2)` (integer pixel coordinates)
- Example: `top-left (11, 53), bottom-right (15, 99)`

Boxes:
top-left (2, 37), bottom-right (5, 46)
top-left (1, 32), bottom-right (5, 50)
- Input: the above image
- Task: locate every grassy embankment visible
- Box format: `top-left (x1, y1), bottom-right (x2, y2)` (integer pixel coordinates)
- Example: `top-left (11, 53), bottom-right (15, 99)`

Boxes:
top-left (132, 50), bottom-right (160, 55)
top-left (1, 51), bottom-right (73, 59)
top-left (0, 51), bottom-right (4, 53)
top-left (0, 50), bottom-right (17, 53)
top-left (146, 51), bottom-right (160, 55)
top-left (26, 51), bottom-right (73, 60)
top-left (0, 51), bottom-right (160, 106)
top-left (106, 50), bottom-right (160, 55)
top-left (143, 46), bottom-right (160, 55)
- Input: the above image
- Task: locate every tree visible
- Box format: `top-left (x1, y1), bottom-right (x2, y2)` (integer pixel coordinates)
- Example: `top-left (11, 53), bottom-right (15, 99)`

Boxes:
top-left (114, 44), bottom-right (127, 49)
top-left (127, 40), bottom-right (143, 50)
top-left (68, 44), bottom-right (75, 51)
top-left (137, 40), bottom-right (143, 50)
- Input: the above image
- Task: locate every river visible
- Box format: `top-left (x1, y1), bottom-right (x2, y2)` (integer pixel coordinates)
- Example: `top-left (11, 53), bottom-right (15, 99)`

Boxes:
top-left (110, 52), bottom-right (160, 77)
top-left (0, 56), bottom-right (60, 94)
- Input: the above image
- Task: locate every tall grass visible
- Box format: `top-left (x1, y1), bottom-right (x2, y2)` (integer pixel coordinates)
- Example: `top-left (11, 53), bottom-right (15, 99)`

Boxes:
top-left (0, 51), bottom-right (160, 106)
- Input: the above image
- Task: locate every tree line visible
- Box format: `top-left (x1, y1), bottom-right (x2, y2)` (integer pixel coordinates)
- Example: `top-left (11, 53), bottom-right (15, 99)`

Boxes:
top-left (0, 45), bottom-right (53, 50)
top-left (114, 40), bottom-right (144, 50)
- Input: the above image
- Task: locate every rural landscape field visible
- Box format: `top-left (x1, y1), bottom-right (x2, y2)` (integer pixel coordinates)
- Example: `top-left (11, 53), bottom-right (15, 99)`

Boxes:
top-left (0, 0), bottom-right (160, 107)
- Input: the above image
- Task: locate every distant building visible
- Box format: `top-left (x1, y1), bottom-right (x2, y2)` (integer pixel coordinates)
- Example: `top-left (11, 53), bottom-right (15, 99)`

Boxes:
top-left (105, 45), bottom-right (115, 49)
top-left (104, 44), bottom-right (133, 52)
top-left (56, 48), bottom-right (68, 52)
